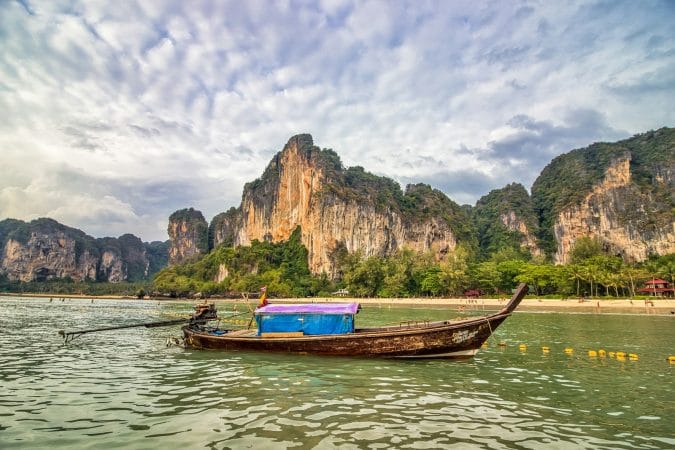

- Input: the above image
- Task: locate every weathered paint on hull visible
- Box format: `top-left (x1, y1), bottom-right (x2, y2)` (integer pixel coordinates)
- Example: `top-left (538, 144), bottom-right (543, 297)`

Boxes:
top-left (182, 284), bottom-right (528, 359)
top-left (183, 314), bottom-right (509, 358)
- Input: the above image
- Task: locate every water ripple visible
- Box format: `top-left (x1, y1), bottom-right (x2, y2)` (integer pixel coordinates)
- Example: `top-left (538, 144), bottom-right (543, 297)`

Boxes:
top-left (1, 297), bottom-right (673, 449)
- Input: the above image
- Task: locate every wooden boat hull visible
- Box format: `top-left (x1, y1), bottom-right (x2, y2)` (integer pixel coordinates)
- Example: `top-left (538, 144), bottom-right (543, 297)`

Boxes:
top-left (183, 313), bottom-right (511, 359)
top-left (183, 284), bottom-right (528, 359)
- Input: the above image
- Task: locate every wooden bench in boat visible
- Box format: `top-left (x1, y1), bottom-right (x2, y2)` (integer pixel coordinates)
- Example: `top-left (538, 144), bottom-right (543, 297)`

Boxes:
top-left (260, 332), bottom-right (304, 338)
top-left (224, 329), bottom-right (257, 337)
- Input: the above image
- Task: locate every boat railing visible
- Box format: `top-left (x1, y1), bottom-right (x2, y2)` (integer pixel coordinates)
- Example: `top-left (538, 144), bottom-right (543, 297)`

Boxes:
top-left (397, 320), bottom-right (431, 328)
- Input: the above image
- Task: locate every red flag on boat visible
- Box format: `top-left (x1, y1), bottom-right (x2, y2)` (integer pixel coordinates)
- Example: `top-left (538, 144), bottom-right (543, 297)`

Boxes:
top-left (258, 286), bottom-right (268, 307)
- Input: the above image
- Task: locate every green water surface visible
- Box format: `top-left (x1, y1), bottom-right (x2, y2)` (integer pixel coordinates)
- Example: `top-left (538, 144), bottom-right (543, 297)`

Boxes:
top-left (0, 297), bottom-right (673, 449)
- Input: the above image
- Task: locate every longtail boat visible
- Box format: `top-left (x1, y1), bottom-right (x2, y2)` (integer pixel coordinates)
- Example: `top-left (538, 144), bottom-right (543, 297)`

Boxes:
top-left (182, 283), bottom-right (528, 359)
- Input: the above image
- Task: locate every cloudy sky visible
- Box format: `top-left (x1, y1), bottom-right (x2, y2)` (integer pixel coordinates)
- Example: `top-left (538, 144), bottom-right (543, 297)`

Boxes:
top-left (1, 0), bottom-right (673, 242)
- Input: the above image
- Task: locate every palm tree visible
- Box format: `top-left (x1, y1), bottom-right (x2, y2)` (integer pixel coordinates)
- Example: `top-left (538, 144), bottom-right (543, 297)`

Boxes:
top-left (621, 266), bottom-right (649, 298)
top-left (567, 264), bottom-right (585, 297)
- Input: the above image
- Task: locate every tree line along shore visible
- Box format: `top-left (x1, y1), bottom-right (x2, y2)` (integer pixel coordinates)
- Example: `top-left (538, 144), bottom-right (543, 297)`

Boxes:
top-left (3, 292), bottom-right (674, 315)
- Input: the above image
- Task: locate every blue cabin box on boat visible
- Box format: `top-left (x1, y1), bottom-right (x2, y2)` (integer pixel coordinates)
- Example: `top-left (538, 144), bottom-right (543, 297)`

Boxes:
top-left (254, 303), bottom-right (360, 336)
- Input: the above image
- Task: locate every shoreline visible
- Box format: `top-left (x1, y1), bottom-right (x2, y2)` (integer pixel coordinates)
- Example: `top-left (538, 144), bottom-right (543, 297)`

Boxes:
top-left (3, 292), bottom-right (674, 315)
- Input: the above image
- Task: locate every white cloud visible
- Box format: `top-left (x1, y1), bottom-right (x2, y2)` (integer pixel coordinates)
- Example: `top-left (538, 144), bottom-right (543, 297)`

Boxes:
top-left (1, 0), bottom-right (673, 241)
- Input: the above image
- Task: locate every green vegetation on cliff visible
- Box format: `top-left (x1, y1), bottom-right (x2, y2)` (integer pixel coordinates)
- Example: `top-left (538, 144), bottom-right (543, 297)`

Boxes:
top-left (0, 219), bottom-right (25, 250)
top-left (156, 223), bottom-right (675, 298)
top-left (532, 128), bottom-right (674, 254)
top-left (117, 234), bottom-right (150, 281)
top-left (473, 183), bottom-right (539, 260)
top-left (154, 227), bottom-right (331, 297)
top-left (323, 169), bottom-right (475, 245)
top-left (145, 240), bottom-right (169, 276)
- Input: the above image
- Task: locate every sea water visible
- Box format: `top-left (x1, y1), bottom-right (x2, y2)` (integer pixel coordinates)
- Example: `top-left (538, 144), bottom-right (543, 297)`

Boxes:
top-left (1, 297), bottom-right (673, 449)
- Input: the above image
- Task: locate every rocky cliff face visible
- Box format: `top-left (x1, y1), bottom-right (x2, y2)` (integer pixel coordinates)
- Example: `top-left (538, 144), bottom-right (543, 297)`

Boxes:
top-left (96, 234), bottom-right (151, 282)
top-left (533, 128), bottom-right (674, 263)
top-left (1, 230), bottom-right (98, 282)
top-left (168, 208), bottom-right (208, 265)
top-left (188, 128), bottom-right (673, 275)
top-left (499, 211), bottom-right (543, 258)
top-left (98, 249), bottom-right (125, 282)
top-left (211, 135), bottom-right (472, 275)
top-left (0, 218), bottom-right (167, 282)
top-left (209, 207), bottom-right (242, 249)
top-left (472, 183), bottom-right (542, 259)
top-left (553, 155), bottom-right (674, 263)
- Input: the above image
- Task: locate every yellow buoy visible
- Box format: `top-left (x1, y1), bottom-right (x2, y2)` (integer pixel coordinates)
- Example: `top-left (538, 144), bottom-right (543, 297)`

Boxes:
top-left (542, 346), bottom-right (550, 353)
top-left (598, 349), bottom-right (606, 357)
top-left (588, 350), bottom-right (598, 357)
top-left (629, 353), bottom-right (638, 360)
top-left (564, 348), bottom-right (574, 354)
top-left (668, 356), bottom-right (675, 364)
top-left (609, 352), bottom-right (616, 358)
top-left (519, 344), bottom-right (527, 351)
top-left (616, 351), bottom-right (626, 358)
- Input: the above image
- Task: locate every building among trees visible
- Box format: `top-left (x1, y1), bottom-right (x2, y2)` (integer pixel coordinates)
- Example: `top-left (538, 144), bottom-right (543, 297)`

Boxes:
top-left (637, 279), bottom-right (675, 297)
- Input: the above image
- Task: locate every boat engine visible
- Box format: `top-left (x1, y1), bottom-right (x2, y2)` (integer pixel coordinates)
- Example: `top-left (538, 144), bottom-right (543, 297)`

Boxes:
top-left (190, 302), bottom-right (218, 325)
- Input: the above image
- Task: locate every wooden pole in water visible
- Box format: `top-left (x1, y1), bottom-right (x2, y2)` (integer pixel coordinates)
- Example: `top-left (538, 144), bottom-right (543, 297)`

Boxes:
top-left (59, 318), bottom-right (188, 343)
top-left (58, 310), bottom-right (249, 343)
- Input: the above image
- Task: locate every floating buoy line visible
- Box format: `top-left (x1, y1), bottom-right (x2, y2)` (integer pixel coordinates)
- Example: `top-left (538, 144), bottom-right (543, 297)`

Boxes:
top-left (217, 318), bottom-right (675, 364)
top-left (482, 341), bottom-right (674, 364)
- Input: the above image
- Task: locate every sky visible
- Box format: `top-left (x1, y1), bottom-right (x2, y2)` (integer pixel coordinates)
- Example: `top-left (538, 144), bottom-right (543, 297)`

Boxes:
top-left (1, 0), bottom-right (673, 242)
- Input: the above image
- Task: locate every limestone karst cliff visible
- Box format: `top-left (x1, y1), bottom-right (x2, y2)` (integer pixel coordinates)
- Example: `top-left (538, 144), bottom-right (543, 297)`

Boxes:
top-left (167, 208), bottom-right (209, 265)
top-left (472, 183), bottom-right (543, 259)
top-left (551, 155), bottom-right (674, 263)
top-left (5, 127), bottom-right (672, 285)
top-left (209, 134), bottom-right (476, 275)
top-left (532, 128), bottom-right (674, 263)
top-left (0, 218), bottom-right (167, 282)
top-left (183, 129), bottom-right (673, 277)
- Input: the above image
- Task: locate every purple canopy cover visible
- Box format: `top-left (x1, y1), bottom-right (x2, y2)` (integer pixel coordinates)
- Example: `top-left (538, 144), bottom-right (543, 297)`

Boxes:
top-left (255, 303), bottom-right (360, 315)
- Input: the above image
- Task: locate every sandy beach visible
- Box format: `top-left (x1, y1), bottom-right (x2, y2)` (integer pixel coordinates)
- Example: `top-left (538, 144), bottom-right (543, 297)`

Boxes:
top-left (253, 296), bottom-right (675, 315)
top-left (3, 292), bottom-right (674, 314)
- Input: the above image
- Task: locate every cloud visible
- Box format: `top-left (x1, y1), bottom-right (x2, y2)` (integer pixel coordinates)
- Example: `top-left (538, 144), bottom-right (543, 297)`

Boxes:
top-left (0, 0), bottom-right (673, 241)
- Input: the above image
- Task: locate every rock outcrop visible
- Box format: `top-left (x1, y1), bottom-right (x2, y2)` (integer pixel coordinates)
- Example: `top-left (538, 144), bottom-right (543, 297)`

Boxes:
top-left (98, 246), bottom-right (125, 282)
top-left (168, 208), bottom-right (208, 265)
top-left (532, 128), bottom-right (674, 263)
top-left (0, 218), bottom-right (167, 282)
top-left (553, 155), bottom-right (674, 263)
top-left (472, 183), bottom-right (543, 259)
top-left (1, 230), bottom-right (98, 282)
top-left (499, 211), bottom-right (542, 258)
top-left (210, 134), bottom-right (475, 276)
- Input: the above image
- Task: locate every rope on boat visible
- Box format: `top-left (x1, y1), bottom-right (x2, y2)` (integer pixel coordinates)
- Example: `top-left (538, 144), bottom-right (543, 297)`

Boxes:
top-left (165, 336), bottom-right (185, 348)
top-left (485, 317), bottom-right (494, 345)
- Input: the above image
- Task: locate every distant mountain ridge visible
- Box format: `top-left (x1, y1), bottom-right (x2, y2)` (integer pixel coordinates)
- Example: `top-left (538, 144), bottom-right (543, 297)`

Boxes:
top-left (169, 128), bottom-right (674, 275)
top-left (198, 134), bottom-right (476, 276)
top-left (2, 127), bottom-right (672, 283)
top-left (0, 218), bottom-right (168, 282)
